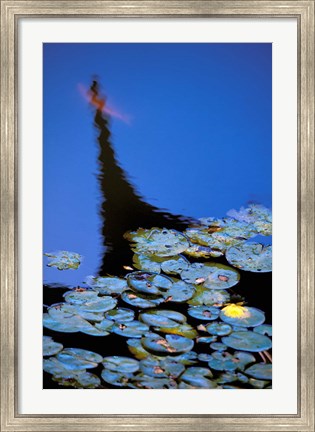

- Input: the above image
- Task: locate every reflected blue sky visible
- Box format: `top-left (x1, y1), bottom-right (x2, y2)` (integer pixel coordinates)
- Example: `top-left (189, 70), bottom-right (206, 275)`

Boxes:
top-left (43, 43), bottom-right (271, 286)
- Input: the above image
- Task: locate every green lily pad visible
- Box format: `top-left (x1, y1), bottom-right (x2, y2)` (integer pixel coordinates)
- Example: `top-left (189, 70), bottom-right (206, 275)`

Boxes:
top-left (162, 280), bottom-right (195, 303)
top-left (208, 351), bottom-right (255, 371)
top-left (125, 228), bottom-right (190, 257)
top-left (160, 255), bottom-right (190, 275)
top-left (188, 286), bottom-right (230, 306)
top-left (154, 324), bottom-right (198, 339)
top-left (141, 333), bottom-right (194, 356)
top-left (112, 320), bottom-right (149, 338)
top-left (52, 372), bottom-right (101, 389)
top-left (180, 367), bottom-right (216, 388)
top-left (187, 306), bottom-right (220, 321)
top-left (139, 309), bottom-right (187, 328)
top-left (245, 363), bottom-right (272, 380)
top-left (181, 262), bottom-right (240, 290)
top-left (253, 324), bottom-right (272, 336)
top-left (121, 290), bottom-right (164, 308)
top-left (139, 357), bottom-right (185, 379)
top-left (220, 306), bottom-right (266, 327)
top-left (171, 351), bottom-right (198, 365)
top-left (222, 331), bottom-right (272, 352)
top-left (127, 339), bottom-right (156, 360)
top-left (57, 348), bottom-right (103, 370)
top-left (184, 227), bottom-right (244, 252)
top-left (44, 250), bottom-right (82, 270)
top-left (102, 356), bottom-right (140, 373)
top-left (127, 271), bottom-right (173, 295)
top-left (85, 276), bottom-right (128, 295)
top-left (206, 322), bottom-right (233, 336)
top-left (105, 308), bottom-right (135, 323)
top-left (43, 336), bottom-right (63, 356)
top-left (226, 243), bottom-right (272, 273)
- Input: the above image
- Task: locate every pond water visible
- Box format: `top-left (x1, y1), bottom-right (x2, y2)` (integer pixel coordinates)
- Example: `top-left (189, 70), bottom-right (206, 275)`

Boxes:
top-left (43, 43), bottom-right (272, 389)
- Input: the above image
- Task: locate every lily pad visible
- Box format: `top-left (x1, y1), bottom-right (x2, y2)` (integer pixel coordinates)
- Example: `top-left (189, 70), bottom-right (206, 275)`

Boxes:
top-left (101, 369), bottom-right (134, 387)
top-left (127, 339), bottom-right (155, 360)
top-left (139, 357), bottom-right (185, 378)
top-left (227, 204), bottom-right (272, 236)
top-left (44, 250), bottom-right (82, 270)
top-left (43, 357), bottom-right (83, 377)
top-left (102, 356), bottom-right (140, 373)
top-left (248, 378), bottom-right (270, 388)
top-left (187, 306), bottom-right (220, 321)
top-left (220, 305), bottom-right (266, 327)
top-left (171, 351), bottom-right (198, 365)
top-left (181, 262), bottom-right (240, 290)
top-left (154, 323), bottom-right (198, 339)
top-left (85, 276), bottom-right (128, 295)
top-left (112, 320), bottom-right (149, 338)
top-left (132, 254), bottom-right (162, 273)
top-left (206, 322), bottom-right (233, 336)
top-left (162, 280), bottom-right (195, 303)
top-left (43, 336), bottom-right (63, 356)
top-left (43, 312), bottom-right (95, 334)
top-left (105, 308), bottom-right (135, 323)
top-left (160, 255), bottom-right (189, 275)
top-left (127, 271), bottom-right (173, 295)
top-left (183, 244), bottom-right (223, 259)
top-left (139, 309), bottom-right (187, 328)
top-left (226, 243), bottom-right (272, 273)
top-left (180, 367), bottom-right (216, 388)
top-left (121, 290), bottom-right (164, 309)
top-left (141, 333), bottom-right (194, 356)
top-left (216, 371), bottom-right (249, 384)
top-left (125, 228), bottom-right (190, 257)
top-left (222, 331), bottom-right (272, 352)
top-left (188, 286), bottom-right (230, 306)
top-left (208, 351), bottom-right (255, 371)
top-left (245, 363), bottom-right (272, 380)
top-left (52, 372), bottom-right (101, 389)
top-left (210, 342), bottom-right (227, 351)
top-left (94, 318), bottom-right (115, 334)
top-left (63, 290), bottom-right (99, 305)
top-left (253, 324), bottom-right (272, 336)
top-left (57, 348), bottom-right (103, 370)
top-left (64, 291), bottom-right (117, 312)
top-left (130, 375), bottom-right (177, 389)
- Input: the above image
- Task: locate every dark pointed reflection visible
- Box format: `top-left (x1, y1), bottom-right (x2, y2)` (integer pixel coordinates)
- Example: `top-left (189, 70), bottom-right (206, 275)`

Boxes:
top-left (92, 83), bottom-right (193, 276)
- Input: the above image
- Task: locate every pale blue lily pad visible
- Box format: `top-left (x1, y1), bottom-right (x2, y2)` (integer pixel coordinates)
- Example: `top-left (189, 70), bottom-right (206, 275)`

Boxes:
top-left (102, 356), bottom-right (140, 373)
top-left (101, 369), bottom-right (133, 387)
top-left (43, 336), bottom-right (63, 356)
top-left (220, 306), bottom-right (265, 328)
top-left (208, 351), bottom-right (255, 371)
top-left (130, 375), bottom-right (177, 389)
top-left (141, 333), bottom-right (194, 356)
top-left (127, 271), bottom-right (173, 295)
top-left (112, 320), bottom-right (149, 338)
top-left (222, 331), bottom-right (272, 352)
top-left (226, 242), bottom-right (272, 273)
top-left (245, 363), bottom-right (272, 380)
top-left (121, 290), bottom-right (164, 309)
top-left (206, 322), bottom-right (233, 336)
top-left (57, 348), bottom-right (103, 370)
top-left (210, 342), bottom-right (227, 351)
top-left (125, 228), bottom-right (190, 257)
top-left (180, 367), bottom-right (216, 388)
top-left (188, 287), bottom-right (230, 306)
top-left (162, 280), bottom-right (195, 303)
top-left (85, 276), bottom-right (128, 295)
top-left (160, 255), bottom-right (189, 275)
top-left (187, 306), bottom-right (220, 321)
top-left (139, 357), bottom-right (185, 378)
top-left (44, 251), bottom-right (82, 270)
top-left (181, 262), bottom-right (240, 290)
top-left (105, 307), bottom-right (135, 323)
top-left (139, 309), bottom-right (187, 328)
top-left (132, 254), bottom-right (162, 273)
top-left (253, 324), bottom-right (272, 336)
top-left (249, 378), bottom-right (270, 388)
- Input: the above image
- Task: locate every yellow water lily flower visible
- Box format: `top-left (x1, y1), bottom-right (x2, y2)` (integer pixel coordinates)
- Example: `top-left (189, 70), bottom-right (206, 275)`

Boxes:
top-left (221, 303), bottom-right (250, 318)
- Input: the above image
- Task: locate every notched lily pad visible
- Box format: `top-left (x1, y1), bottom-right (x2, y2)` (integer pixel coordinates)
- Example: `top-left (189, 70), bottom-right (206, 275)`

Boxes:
top-left (132, 254), bottom-right (162, 273)
top-left (52, 371), bottom-right (101, 388)
top-left (188, 287), bottom-right (230, 306)
top-left (206, 322), bottom-right (232, 336)
top-left (222, 331), bottom-right (272, 352)
top-left (112, 320), bottom-right (149, 338)
top-left (226, 243), bottom-right (272, 273)
top-left (245, 363), bottom-right (272, 380)
top-left (160, 255), bottom-right (189, 275)
top-left (125, 228), bottom-right (190, 257)
top-left (101, 369), bottom-right (133, 387)
top-left (208, 351), bottom-right (255, 371)
top-left (127, 271), bottom-right (173, 295)
top-left (187, 306), bottom-right (220, 321)
top-left (181, 262), bottom-right (240, 290)
top-left (121, 290), bottom-right (164, 309)
top-left (105, 307), bottom-right (135, 323)
top-left (139, 309), bottom-right (187, 328)
top-left (85, 276), bottom-right (128, 295)
top-left (56, 348), bottom-right (103, 370)
top-left (141, 333), bottom-right (194, 356)
top-left (253, 324), bottom-right (272, 336)
top-left (220, 305), bottom-right (266, 327)
top-left (102, 356), bottom-right (140, 373)
top-left (43, 336), bottom-right (63, 356)
top-left (180, 367), bottom-right (216, 388)
top-left (163, 280), bottom-right (195, 303)
top-left (44, 251), bottom-right (82, 270)
top-left (139, 357), bottom-right (185, 379)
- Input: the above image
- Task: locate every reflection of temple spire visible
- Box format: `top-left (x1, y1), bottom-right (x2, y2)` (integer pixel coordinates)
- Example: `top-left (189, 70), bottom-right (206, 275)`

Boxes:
top-left (92, 82), bottom-right (192, 276)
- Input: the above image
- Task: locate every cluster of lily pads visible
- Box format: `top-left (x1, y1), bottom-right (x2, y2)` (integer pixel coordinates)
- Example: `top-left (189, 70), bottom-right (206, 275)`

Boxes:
top-left (44, 204), bottom-right (272, 389)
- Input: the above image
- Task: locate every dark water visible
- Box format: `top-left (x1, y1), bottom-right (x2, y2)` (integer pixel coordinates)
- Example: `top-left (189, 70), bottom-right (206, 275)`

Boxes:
top-left (43, 86), bottom-right (272, 389)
